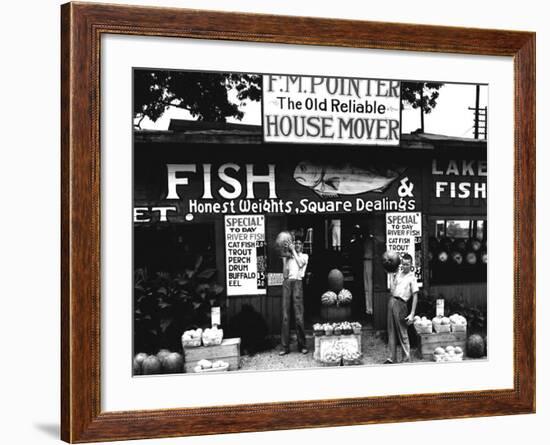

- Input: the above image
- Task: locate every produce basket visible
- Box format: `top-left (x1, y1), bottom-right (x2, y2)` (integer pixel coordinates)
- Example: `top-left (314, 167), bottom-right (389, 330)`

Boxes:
top-left (333, 328), bottom-right (342, 335)
top-left (314, 329), bottom-right (325, 336)
top-left (434, 352), bottom-right (463, 363)
top-left (182, 338), bottom-right (202, 348)
top-left (202, 337), bottom-right (223, 346)
top-left (449, 314), bottom-right (468, 333)
top-left (343, 358), bottom-right (363, 366)
top-left (451, 323), bottom-right (467, 332)
top-left (433, 324), bottom-right (451, 333)
top-left (450, 352), bottom-right (464, 362)
top-left (352, 327), bottom-right (362, 335)
top-left (414, 324), bottom-right (432, 334)
top-left (194, 363), bottom-right (230, 373)
top-left (341, 328), bottom-right (353, 335)
top-left (202, 327), bottom-right (224, 346)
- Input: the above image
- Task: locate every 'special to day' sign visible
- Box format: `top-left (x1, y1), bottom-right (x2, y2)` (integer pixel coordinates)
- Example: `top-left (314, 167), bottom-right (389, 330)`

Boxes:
top-left (225, 215), bottom-right (267, 296)
top-left (386, 212), bottom-right (423, 285)
top-left (262, 74), bottom-right (401, 145)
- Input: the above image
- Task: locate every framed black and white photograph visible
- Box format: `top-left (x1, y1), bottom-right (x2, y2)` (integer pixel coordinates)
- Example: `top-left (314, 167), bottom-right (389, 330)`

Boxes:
top-left (61, 2), bottom-right (535, 442)
top-left (132, 69), bottom-right (488, 374)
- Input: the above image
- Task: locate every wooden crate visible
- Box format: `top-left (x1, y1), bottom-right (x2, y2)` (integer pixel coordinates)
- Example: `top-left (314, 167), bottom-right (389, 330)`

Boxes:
top-left (320, 305), bottom-right (352, 322)
top-left (183, 337), bottom-right (241, 373)
top-left (314, 333), bottom-right (361, 361)
top-left (416, 331), bottom-right (467, 359)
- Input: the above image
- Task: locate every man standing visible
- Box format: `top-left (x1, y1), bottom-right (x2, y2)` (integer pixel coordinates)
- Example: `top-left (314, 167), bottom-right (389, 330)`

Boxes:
top-left (385, 253), bottom-right (419, 363)
top-left (279, 236), bottom-right (309, 355)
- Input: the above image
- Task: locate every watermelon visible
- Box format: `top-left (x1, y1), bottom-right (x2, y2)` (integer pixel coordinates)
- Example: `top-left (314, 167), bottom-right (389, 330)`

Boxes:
top-left (465, 252), bottom-right (477, 265)
top-left (142, 355), bottom-right (163, 375)
top-left (441, 237), bottom-right (453, 251)
top-left (321, 290), bottom-right (337, 306)
top-left (275, 231), bottom-right (293, 257)
top-left (132, 352), bottom-right (148, 375)
top-left (451, 251), bottom-right (463, 265)
top-left (468, 239), bottom-right (482, 252)
top-left (437, 251), bottom-right (449, 263)
top-left (453, 239), bottom-right (467, 252)
top-left (156, 349), bottom-right (171, 365)
top-left (327, 269), bottom-right (344, 293)
top-left (337, 289), bottom-right (353, 305)
top-left (382, 251), bottom-right (401, 273)
top-left (163, 352), bottom-right (184, 374)
top-left (466, 334), bottom-right (486, 358)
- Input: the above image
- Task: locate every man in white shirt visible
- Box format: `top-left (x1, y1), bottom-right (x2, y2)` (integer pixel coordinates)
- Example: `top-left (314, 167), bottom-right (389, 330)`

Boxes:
top-left (386, 253), bottom-right (419, 364)
top-left (279, 236), bottom-right (309, 355)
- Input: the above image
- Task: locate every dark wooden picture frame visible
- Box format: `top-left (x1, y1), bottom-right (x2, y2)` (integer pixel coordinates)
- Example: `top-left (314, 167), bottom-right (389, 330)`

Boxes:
top-left (61, 2), bottom-right (535, 442)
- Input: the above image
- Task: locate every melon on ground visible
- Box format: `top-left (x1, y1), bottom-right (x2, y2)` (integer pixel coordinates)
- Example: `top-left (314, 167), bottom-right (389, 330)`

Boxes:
top-left (142, 355), bottom-right (163, 375)
top-left (163, 352), bottom-right (184, 374)
top-left (133, 352), bottom-right (148, 375)
top-left (466, 334), bottom-right (485, 358)
top-left (156, 349), bottom-right (171, 365)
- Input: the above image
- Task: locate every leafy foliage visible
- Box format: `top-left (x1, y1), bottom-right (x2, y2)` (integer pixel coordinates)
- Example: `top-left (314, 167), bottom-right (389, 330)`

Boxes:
top-left (401, 82), bottom-right (444, 115)
top-left (133, 70), bottom-right (262, 128)
top-left (133, 256), bottom-right (224, 353)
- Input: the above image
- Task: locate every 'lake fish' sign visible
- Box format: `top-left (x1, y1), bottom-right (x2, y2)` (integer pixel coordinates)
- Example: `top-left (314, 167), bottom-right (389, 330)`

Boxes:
top-left (262, 74), bottom-right (401, 145)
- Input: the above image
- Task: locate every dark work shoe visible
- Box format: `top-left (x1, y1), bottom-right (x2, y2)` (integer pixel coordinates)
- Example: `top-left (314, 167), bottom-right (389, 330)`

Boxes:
top-left (301, 348), bottom-right (309, 354)
top-left (279, 349), bottom-right (289, 356)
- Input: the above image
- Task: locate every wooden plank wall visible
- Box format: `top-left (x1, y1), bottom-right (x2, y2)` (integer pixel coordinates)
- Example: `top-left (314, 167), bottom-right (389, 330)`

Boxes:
top-left (224, 295), bottom-right (282, 335)
top-left (428, 283), bottom-right (487, 309)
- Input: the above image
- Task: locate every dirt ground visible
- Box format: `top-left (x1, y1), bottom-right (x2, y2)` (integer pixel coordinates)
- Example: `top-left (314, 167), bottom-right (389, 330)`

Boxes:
top-left (239, 330), bottom-right (426, 371)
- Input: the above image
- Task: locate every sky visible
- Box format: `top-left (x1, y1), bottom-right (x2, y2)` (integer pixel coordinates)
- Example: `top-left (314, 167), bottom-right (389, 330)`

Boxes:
top-left (401, 83), bottom-right (488, 138)
top-left (136, 78), bottom-right (488, 140)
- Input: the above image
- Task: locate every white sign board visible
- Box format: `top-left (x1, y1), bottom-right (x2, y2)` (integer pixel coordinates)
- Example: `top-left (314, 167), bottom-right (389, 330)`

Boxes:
top-left (262, 74), bottom-right (401, 145)
top-left (386, 212), bottom-right (423, 285)
top-left (225, 215), bottom-right (267, 296)
top-left (267, 272), bottom-right (284, 287)
top-left (211, 307), bottom-right (221, 326)
top-left (436, 299), bottom-right (445, 317)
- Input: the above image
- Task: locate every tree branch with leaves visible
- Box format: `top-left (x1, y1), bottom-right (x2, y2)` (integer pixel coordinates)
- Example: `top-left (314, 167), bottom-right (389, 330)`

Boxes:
top-left (401, 82), bottom-right (444, 132)
top-left (133, 70), bottom-right (262, 129)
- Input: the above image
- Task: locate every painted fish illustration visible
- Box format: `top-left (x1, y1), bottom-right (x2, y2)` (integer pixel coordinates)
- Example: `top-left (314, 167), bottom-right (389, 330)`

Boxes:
top-left (293, 161), bottom-right (404, 197)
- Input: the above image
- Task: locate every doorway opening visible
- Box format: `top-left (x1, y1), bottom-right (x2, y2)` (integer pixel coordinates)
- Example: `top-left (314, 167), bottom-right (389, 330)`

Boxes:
top-left (286, 214), bottom-right (375, 328)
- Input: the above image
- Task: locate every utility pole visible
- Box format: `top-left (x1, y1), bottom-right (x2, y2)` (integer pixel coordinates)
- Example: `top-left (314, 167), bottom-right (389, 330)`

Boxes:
top-left (474, 85), bottom-right (480, 139)
top-left (468, 85), bottom-right (487, 139)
